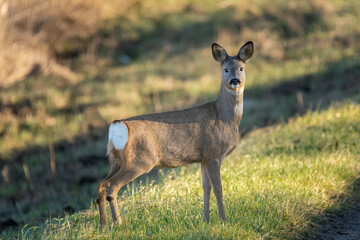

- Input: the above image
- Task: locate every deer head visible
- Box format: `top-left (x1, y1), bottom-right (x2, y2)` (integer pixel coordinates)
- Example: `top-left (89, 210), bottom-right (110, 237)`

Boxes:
top-left (212, 41), bottom-right (254, 95)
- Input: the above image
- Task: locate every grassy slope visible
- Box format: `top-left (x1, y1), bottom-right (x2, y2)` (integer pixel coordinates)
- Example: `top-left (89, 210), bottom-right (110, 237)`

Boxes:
top-left (9, 100), bottom-right (359, 239)
top-left (0, 0), bottom-right (360, 237)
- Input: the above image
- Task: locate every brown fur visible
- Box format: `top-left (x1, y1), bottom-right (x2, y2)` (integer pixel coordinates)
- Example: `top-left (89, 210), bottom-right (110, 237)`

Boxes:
top-left (97, 41), bottom-right (254, 226)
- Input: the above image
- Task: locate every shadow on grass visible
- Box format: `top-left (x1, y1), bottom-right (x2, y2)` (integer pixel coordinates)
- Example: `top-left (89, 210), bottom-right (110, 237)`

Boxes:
top-left (0, 57), bottom-right (359, 233)
top-left (240, 57), bottom-right (360, 134)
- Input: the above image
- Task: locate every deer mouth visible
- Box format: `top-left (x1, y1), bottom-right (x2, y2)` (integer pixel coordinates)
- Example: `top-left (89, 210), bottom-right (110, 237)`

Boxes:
top-left (230, 83), bottom-right (240, 89)
top-left (229, 78), bottom-right (241, 90)
top-left (224, 82), bottom-right (245, 94)
top-left (225, 84), bottom-right (243, 92)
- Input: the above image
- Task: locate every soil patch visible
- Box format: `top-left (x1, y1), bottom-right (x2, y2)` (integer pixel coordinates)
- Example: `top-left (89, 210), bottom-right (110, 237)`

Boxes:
top-left (309, 203), bottom-right (360, 240)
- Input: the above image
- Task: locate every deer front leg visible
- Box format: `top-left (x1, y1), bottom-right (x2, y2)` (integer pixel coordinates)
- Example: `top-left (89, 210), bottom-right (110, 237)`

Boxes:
top-left (206, 159), bottom-right (226, 222)
top-left (201, 163), bottom-right (211, 223)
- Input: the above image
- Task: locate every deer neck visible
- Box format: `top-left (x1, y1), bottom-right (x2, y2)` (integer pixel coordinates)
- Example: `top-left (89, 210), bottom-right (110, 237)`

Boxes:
top-left (215, 84), bottom-right (244, 126)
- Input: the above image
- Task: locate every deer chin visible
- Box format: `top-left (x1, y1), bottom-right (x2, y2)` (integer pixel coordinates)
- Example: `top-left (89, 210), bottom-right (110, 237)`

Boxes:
top-left (225, 85), bottom-right (244, 95)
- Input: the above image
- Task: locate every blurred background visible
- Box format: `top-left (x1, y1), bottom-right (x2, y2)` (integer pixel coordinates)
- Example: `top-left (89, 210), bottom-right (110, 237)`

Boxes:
top-left (0, 0), bottom-right (359, 230)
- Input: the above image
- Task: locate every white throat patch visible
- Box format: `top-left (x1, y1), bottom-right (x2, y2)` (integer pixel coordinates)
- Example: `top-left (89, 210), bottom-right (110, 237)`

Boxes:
top-left (109, 122), bottom-right (128, 150)
top-left (234, 102), bottom-right (243, 116)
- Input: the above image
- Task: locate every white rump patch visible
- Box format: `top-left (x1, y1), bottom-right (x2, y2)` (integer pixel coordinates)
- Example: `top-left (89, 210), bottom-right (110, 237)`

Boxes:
top-left (108, 122), bottom-right (128, 150)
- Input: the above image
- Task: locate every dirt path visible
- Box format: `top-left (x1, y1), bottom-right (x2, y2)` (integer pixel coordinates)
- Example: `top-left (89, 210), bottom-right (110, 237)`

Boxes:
top-left (338, 209), bottom-right (360, 240)
top-left (336, 210), bottom-right (360, 240)
top-left (311, 204), bottom-right (360, 240)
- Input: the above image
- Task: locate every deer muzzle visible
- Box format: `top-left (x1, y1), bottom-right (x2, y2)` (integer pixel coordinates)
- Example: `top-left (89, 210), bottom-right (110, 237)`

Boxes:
top-left (229, 78), bottom-right (241, 89)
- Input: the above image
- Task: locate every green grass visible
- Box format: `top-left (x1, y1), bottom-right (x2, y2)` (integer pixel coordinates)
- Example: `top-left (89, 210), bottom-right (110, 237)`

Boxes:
top-left (5, 100), bottom-right (359, 239)
top-left (1, 0), bottom-right (360, 238)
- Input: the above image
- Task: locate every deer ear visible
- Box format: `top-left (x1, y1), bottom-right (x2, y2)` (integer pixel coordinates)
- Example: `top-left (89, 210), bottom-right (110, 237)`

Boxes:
top-left (238, 41), bottom-right (254, 62)
top-left (212, 43), bottom-right (228, 63)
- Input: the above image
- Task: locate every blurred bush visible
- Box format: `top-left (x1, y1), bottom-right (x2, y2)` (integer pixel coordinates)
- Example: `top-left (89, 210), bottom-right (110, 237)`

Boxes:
top-left (0, 0), bottom-right (100, 86)
top-left (1, 0), bottom-right (358, 87)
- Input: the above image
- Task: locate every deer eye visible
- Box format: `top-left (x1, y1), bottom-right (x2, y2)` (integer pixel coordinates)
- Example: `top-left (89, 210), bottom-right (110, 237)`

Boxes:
top-left (224, 69), bottom-right (229, 73)
top-left (240, 67), bottom-right (244, 71)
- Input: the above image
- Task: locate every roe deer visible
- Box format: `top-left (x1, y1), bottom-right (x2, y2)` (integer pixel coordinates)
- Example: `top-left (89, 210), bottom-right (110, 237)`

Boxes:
top-left (97, 41), bottom-right (254, 226)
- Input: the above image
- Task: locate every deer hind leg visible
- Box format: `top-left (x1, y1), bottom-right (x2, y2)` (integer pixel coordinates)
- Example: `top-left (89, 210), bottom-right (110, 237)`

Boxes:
top-left (206, 159), bottom-right (226, 222)
top-left (104, 166), bottom-right (150, 225)
top-left (97, 121), bottom-right (129, 226)
top-left (201, 163), bottom-right (212, 223)
top-left (97, 182), bottom-right (108, 226)
top-left (97, 160), bottom-right (121, 226)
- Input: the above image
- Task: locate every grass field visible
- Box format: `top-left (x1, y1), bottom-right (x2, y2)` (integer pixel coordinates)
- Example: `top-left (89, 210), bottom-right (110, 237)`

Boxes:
top-left (5, 100), bottom-right (359, 239)
top-left (0, 0), bottom-right (359, 238)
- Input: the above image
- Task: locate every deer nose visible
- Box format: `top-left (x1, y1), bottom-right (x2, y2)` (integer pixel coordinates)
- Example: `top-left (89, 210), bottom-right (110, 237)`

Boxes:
top-left (229, 78), bottom-right (240, 85)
